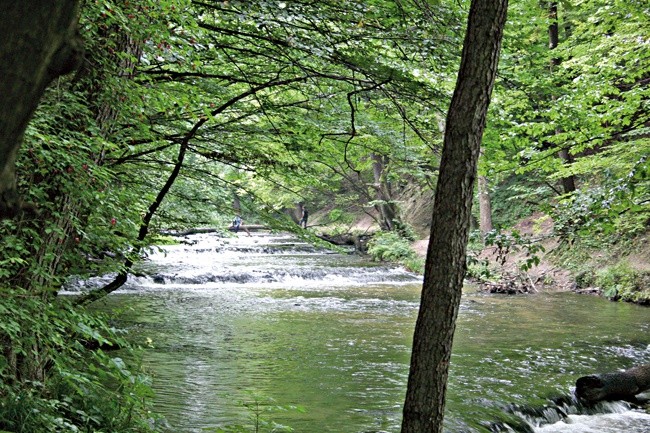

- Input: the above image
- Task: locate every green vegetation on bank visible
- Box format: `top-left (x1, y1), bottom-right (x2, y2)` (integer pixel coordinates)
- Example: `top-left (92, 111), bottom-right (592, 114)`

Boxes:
top-left (0, 288), bottom-right (161, 432)
top-left (555, 237), bottom-right (650, 305)
top-left (368, 231), bottom-right (425, 274)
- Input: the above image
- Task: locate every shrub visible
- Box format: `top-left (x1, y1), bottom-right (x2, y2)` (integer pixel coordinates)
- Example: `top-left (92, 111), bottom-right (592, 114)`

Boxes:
top-left (593, 262), bottom-right (646, 303)
top-left (367, 231), bottom-right (424, 273)
top-left (0, 288), bottom-right (163, 433)
top-left (367, 231), bottom-right (415, 262)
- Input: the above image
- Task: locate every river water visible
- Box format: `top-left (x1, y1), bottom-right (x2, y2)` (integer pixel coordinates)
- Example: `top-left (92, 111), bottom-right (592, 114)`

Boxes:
top-left (77, 232), bottom-right (650, 433)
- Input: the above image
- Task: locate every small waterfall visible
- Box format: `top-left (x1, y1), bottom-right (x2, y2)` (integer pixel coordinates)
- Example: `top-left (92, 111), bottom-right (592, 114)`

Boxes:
top-left (62, 232), bottom-right (422, 294)
top-left (489, 394), bottom-right (650, 433)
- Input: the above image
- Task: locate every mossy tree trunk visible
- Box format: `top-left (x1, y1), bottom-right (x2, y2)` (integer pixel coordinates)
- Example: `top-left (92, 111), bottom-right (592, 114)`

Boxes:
top-left (371, 153), bottom-right (400, 231)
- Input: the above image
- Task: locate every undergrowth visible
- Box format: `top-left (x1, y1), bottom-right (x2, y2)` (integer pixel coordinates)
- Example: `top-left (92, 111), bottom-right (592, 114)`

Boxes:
top-left (0, 288), bottom-right (164, 433)
top-left (367, 231), bottom-right (424, 274)
top-left (552, 234), bottom-right (650, 304)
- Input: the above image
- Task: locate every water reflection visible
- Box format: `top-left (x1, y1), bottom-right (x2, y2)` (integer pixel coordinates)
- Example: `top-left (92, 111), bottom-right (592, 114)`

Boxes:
top-left (87, 233), bottom-right (650, 432)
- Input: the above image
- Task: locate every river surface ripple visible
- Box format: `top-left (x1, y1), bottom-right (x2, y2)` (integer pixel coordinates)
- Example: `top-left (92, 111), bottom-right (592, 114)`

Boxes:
top-left (75, 232), bottom-right (650, 433)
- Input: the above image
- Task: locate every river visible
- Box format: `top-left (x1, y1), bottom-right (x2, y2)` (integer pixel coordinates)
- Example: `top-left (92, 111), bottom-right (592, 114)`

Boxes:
top-left (74, 232), bottom-right (650, 432)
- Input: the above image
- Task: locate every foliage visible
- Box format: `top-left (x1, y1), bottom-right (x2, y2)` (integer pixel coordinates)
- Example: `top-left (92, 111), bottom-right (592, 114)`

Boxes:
top-left (0, 0), bottom-right (466, 296)
top-left (367, 231), bottom-right (424, 273)
top-left (466, 251), bottom-right (497, 282)
top-left (551, 156), bottom-right (650, 245)
top-left (483, 229), bottom-right (546, 272)
top-left (0, 288), bottom-right (161, 433)
top-left (204, 393), bottom-right (303, 433)
top-left (485, 174), bottom-right (554, 230)
top-left (574, 261), bottom-right (650, 304)
top-left (368, 231), bottom-right (414, 262)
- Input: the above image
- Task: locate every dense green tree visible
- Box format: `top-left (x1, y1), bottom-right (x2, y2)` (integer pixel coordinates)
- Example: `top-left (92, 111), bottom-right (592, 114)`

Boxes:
top-left (482, 0), bottom-right (649, 235)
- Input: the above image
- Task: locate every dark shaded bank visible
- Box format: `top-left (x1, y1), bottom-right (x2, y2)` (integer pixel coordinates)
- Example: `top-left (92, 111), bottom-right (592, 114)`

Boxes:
top-left (316, 232), bottom-right (373, 252)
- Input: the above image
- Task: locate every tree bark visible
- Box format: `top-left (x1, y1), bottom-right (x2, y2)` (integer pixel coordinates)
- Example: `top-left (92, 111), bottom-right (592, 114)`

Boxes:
top-left (401, 0), bottom-right (508, 432)
top-left (478, 175), bottom-right (493, 236)
top-left (548, 1), bottom-right (576, 194)
top-left (0, 1), bottom-right (82, 218)
top-left (371, 153), bottom-right (399, 231)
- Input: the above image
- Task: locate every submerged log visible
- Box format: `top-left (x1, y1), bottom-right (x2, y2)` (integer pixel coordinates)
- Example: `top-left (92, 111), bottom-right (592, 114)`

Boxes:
top-left (316, 233), bottom-right (372, 252)
top-left (575, 364), bottom-right (650, 404)
top-left (161, 225), bottom-right (268, 236)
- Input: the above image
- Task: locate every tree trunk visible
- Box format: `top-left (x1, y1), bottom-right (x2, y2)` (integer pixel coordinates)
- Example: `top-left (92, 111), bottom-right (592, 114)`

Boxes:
top-left (0, 1), bottom-right (82, 218)
top-left (548, 1), bottom-right (576, 194)
top-left (7, 16), bottom-right (142, 294)
top-left (371, 153), bottom-right (399, 231)
top-left (478, 175), bottom-right (493, 236)
top-left (233, 194), bottom-right (242, 214)
top-left (401, 0), bottom-right (508, 432)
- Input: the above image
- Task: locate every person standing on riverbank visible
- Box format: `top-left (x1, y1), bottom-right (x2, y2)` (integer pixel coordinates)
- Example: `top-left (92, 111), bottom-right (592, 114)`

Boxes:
top-left (299, 207), bottom-right (309, 228)
top-left (231, 215), bottom-right (242, 233)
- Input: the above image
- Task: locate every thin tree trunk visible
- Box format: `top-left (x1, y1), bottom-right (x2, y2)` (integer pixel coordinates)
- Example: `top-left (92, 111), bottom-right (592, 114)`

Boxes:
top-left (548, 1), bottom-right (576, 193)
top-left (371, 153), bottom-right (398, 231)
top-left (401, 0), bottom-right (508, 432)
top-left (233, 195), bottom-right (241, 212)
top-left (478, 175), bottom-right (493, 236)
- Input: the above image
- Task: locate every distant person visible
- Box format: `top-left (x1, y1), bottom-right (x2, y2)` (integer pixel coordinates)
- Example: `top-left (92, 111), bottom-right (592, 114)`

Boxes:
top-left (299, 207), bottom-right (309, 228)
top-left (231, 214), bottom-right (252, 236)
top-left (231, 215), bottom-right (242, 233)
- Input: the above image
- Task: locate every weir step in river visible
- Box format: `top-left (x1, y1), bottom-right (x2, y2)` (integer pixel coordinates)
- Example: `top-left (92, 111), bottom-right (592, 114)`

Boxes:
top-left (65, 232), bottom-right (650, 433)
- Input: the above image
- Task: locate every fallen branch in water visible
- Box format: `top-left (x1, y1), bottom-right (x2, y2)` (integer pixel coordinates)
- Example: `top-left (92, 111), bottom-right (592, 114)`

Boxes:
top-left (575, 364), bottom-right (650, 405)
top-left (479, 271), bottom-right (537, 295)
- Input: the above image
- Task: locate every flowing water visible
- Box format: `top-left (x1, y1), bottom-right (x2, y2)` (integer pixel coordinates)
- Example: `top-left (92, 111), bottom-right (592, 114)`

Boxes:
top-left (70, 232), bottom-right (650, 433)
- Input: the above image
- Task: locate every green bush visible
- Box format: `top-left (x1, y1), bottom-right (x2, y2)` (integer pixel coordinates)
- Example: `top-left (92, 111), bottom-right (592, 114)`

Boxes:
top-left (367, 231), bottom-right (424, 273)
top-left (573, 261), bottom-right (650, 304)
top-left (466, 255), bottom-right (496, 282)
top-left (593, 262), bottom-right (649, 303)
top-left (0, 288), bottom-right (163, 433)
top-left (367, 231), bottom-right (414, 262)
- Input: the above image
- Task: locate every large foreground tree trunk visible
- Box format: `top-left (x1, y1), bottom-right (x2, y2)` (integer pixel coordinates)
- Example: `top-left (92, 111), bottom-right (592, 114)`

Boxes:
top-left (401, 1), bottom-right (508, 432)
top-left (0, 1), bottom-right (82, 218)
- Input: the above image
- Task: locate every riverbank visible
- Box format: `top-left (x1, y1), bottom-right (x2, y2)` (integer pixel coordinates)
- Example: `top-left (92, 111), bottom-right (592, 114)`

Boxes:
top-left (411, 214), bottom-right (650, 304)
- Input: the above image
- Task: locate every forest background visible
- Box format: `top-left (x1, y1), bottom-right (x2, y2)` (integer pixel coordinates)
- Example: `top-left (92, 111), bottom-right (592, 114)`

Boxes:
top-left (0, 0), bottom-right (648, 432)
